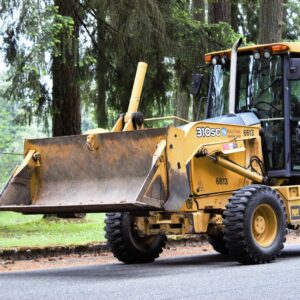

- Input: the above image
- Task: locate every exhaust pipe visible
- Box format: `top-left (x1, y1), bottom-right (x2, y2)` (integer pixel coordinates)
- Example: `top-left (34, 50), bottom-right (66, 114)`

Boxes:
top-left (229, 38), bottom-right (243, 114)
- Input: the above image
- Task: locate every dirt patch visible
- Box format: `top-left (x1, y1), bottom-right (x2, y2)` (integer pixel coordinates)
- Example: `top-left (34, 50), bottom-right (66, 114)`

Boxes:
top-left (0, 235), bottom-right (207, 261)
top-left (1, 235), bottom-right (300, 273)
top-left (0, 243), bottom-right (213, 273)
top-left (0, 242), bottom-right (109, 261)
top-left (0, 237), bottom-right (209, 273)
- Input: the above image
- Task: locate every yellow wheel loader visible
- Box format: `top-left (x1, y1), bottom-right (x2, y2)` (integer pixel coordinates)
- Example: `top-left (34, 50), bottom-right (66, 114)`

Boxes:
top-left (2, 38), bottom-right (300, 265)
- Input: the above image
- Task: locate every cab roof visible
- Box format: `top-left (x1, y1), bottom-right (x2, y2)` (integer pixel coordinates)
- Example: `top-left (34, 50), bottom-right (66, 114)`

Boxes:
top-left (205, 42), bottom-right (300, 63)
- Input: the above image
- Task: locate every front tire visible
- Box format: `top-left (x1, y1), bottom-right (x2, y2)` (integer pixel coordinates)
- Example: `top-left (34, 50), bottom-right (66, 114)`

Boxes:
top-left (224, 185), bottom-right (286, 264)
top-left (105, 212), bottom-right (166, 264)
top-left (208, 234), bottom-right (228, 255)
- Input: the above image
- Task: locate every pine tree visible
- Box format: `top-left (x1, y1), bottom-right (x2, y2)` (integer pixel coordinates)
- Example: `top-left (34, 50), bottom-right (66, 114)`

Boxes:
top-left (52, 0), bottom-right (81, 136)
top-left (258, 0), bottom-right (283, 43)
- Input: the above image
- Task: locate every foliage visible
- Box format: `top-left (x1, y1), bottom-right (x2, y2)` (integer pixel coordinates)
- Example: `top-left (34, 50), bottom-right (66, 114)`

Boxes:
top-left (78, 0), bottom-right (172, 126)
top-left (0, 85), bottom-right (46, 190)
top-left (0, 98), bottom-right (22, 189)
top-left (1, 1), bottom-right (75, 129)
top-left (1, 0), bottom-right (300, 131)
top-left (0, 212), bottom-right (105, 248)
top-left (236, 0), bottom-right (260, 43)
top-left (235, 0), bottom-right (300, 43)
top-left (283, 0), bottom-right (300, 40)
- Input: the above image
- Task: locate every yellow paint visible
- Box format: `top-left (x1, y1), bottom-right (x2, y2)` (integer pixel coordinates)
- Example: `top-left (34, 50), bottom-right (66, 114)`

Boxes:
top-left (195, 192), bottom-right (232, 210)
top-left (11, 149), bottom-right (40, 204)
top-left (166, 121), bottom-right (263, 201)
top-left (251, 204), bottom-right (278, 247)
top-left (136, 213), bottom-right (193, 235)
top-left (127, 62), bottom-right (148, 113)
top-left (205, 42), bottom-right (300, 63)
top-left (275, 186), bottom-right (300, 224)
top-left (215, 156), bottom-right (264, 183)
top-left (110, 62), bottom-right (148, 132)
top-left (13, 150), bottom-right (37, 177)
top-left (111, 116), bottom-right (123, 132)
top-left (141, 139), bottom-right (168, 206)
top-left (86, 134), bottom-right (99, 151)
top-left (193, 211), bottom-right (210, 233)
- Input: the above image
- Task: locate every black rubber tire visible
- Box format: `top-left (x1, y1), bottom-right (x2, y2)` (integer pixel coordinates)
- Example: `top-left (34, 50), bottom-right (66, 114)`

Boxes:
top-left (104, 212), bottom-right (166, 264)
top-left (223, 185), bottom-right (286, 264)
top-left (208, 234), bottom-right (228, 255)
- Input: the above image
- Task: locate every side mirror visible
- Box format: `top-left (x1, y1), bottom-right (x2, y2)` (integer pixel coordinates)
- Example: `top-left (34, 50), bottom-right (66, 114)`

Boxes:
top-left (190, 73), bottom-right (203, 96)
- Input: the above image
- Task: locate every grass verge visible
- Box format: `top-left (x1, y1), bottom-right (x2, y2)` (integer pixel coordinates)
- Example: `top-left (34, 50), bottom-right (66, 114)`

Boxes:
top-left (0, 212), bottom-right (106, 248)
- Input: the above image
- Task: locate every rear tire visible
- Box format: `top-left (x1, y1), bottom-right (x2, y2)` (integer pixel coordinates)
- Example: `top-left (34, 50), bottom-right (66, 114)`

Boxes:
top-left (224, 185), bottom-right (286, 264)
top-left (208, 234), bottom-right (228, 255)
top-left (105, 212), bottom-right (166, 264)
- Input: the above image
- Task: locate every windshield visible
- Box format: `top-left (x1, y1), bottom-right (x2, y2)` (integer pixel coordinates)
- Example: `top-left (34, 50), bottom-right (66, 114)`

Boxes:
top-left (208, 53), bottom-right (285, 171)
top-left (208, 64), bottom-right (230, 117)
top-left (208, 54), bottom-right (283, 119)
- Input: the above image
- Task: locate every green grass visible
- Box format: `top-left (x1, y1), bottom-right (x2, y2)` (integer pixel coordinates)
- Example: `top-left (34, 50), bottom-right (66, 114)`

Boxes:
top-left (0, 212), bottom-right (106, 248)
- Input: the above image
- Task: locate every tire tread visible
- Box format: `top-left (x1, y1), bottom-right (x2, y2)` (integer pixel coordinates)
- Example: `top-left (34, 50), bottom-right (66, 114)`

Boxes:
top-left (224, 185), bottom-right (286, 264)
top-left (105, 212), bottom-right (166, 264)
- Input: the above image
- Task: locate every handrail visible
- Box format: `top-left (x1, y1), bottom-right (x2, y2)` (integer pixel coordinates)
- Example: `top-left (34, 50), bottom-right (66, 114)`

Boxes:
top-left (144, 116), bottom-right (190, 124)
top-left (260, 117), bottom-right (284, 122)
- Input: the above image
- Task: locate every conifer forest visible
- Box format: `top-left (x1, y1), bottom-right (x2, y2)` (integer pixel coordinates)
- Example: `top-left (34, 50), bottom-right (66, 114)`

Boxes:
top-left (0, 0), bottom-right (299, 187)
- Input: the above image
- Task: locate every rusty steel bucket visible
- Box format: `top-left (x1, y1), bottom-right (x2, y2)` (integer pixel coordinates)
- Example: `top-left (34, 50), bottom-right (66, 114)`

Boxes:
top-left (0, 128), bottom-right (168, 214)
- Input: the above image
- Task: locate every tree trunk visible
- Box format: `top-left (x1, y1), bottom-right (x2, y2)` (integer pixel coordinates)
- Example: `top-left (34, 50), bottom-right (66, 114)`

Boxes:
top-left (176, 88), bottom-right (190, 123)
top-left (208, 0), bottom-right (231, 24)
top-left (95, 3), bottom-right (108, 128)
top-left (240, 1), bottom-right (259, 43)
top-left (258, 0), bottom-right (283, 43)
top-left (174, 0), bottom-right (191, 121)
top-left (192, 0), bottom-right (205, 23)
top-left (175, 69), bottom-right (191, 123)
top-left (49, 0), bottom-right (83, 219)
top-left (191, 0), bottom-right (205, 121)
top-left (52, 0), bottom-right (81, 137)
top-left (282, 0), bottom-right (288, 40)
top-left (231, 1), bottom-right (239, 32)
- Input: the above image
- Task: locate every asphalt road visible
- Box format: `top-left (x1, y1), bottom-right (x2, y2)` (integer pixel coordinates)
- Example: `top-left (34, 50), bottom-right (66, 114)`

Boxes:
top-left (2, 244), bottom-right (300, 300)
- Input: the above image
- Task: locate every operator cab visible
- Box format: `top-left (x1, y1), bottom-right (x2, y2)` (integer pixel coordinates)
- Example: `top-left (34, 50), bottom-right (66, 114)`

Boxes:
top-left (204, 43), bottom-right (300, 179)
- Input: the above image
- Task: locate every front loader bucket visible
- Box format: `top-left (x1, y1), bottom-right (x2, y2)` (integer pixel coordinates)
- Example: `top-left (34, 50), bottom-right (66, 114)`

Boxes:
top-left (0, 128), bottom-right (168, 214)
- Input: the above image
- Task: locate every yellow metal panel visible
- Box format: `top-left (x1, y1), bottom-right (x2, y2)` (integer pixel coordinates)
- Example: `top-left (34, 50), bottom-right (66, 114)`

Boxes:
top-left (111, 117), bottom-right (123, 132)
top-left (191, 154), bottom-right (246, 195)
top-left (215, 156), bottom-right (264, 183)
top-left (275, 186), bottom-right (300, 224)
top-left (179, 199), bottom-right (199, 212)
top-left (166, 122), bottom-right (263, 204)
top-left (193, 212), bottom-right (210, 233)
top-left (195, 192), bottom-right (233, 210)
top-left (205, 42), bottom-right (300, 60)
top-left (111, 62), bottom-right (148, 132)
top-left (127, 62), bottom-right (148, 113)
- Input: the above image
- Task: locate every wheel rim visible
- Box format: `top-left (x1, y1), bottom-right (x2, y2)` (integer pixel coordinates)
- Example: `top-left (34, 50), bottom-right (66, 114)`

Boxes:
top-left (251, 204), bottom-right (278, 247)
top-left (129, 219), bottom-right (157, 252)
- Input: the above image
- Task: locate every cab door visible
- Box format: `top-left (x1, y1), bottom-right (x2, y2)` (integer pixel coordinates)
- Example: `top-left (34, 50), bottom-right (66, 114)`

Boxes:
top-left (288, 57), bottom-right (300, 174)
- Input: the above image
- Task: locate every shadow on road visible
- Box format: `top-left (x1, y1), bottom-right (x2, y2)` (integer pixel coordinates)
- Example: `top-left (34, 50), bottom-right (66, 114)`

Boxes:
top-left (0, 253), bottom-right (232, 279)
top-left (2, 244), bottom-right (300, 279)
